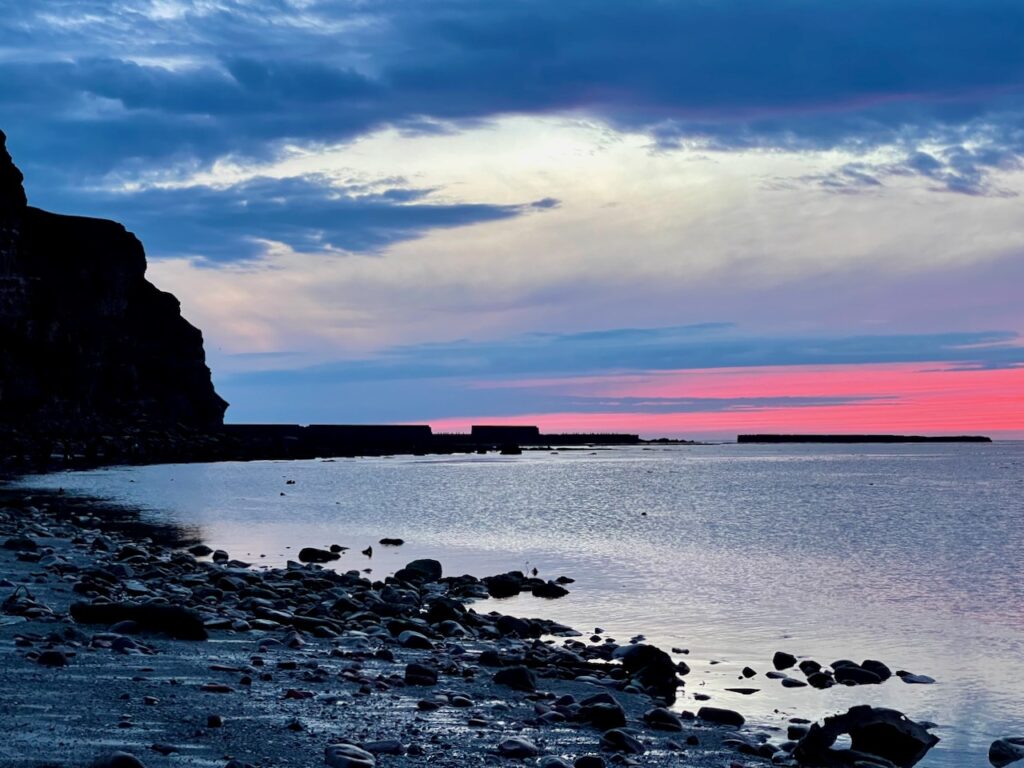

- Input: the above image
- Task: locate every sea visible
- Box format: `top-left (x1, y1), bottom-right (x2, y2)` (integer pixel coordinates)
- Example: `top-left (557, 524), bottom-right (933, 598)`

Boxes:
top-left (18, 441), bottom-right (1024, 767)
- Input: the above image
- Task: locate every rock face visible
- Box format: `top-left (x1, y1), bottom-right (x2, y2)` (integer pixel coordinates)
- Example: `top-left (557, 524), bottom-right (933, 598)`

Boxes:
top-left (0, 129), bottom-right (226, 433)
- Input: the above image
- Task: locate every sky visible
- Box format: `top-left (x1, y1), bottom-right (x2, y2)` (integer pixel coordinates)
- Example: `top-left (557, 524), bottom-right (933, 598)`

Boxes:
top-left (2, 0), bottom-right (1023, 438)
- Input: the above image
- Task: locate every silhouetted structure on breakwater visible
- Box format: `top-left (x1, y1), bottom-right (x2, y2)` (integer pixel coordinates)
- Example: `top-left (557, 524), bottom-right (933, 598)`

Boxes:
top-left (220, 424), bottom-right (640, 460)
top-left (738, 434), bottom-right (992, 444)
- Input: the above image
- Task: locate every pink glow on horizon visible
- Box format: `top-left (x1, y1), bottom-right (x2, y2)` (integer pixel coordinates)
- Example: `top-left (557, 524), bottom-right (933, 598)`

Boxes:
top-left (429, 362), bottom-right (1024, 438)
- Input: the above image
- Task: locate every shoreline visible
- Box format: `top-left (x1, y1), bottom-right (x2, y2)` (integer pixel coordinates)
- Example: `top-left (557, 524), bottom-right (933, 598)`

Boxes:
top-left (0, 483), bottom-right (941, 768)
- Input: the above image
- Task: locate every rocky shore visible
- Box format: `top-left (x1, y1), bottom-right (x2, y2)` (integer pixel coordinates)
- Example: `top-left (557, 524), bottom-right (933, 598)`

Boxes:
top-left (1, 486), bottom-right (948, 768)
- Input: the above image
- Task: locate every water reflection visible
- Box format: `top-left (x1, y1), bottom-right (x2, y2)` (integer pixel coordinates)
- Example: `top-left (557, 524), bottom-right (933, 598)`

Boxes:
top-left (19, 442), bottom-right (1024, 767)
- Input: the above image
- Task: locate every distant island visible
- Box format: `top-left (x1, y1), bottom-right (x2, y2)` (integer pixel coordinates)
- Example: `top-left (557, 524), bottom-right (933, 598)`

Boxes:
top-left (738, 434), bottom-right (992, 444)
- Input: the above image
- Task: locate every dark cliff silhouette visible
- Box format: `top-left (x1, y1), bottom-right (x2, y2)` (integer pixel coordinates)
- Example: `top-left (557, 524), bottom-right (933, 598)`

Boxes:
top-left (0, 129), bottom-right (227, 436)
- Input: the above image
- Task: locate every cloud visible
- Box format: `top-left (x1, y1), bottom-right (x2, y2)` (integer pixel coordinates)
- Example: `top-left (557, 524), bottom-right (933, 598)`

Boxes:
top-left (226, 325), bottom-right (1024, 386)
top-left (36, 174), bottom-right (550, 261)
top-left (3, 0), bottom-right (1024, 195)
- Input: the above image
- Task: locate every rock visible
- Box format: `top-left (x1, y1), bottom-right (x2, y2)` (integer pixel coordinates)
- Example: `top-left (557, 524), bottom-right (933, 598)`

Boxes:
top-left (497, 738), bottom-right (540, 758)
top-left (325, 743), bottom-right (376, 768)
top-left (207, 714), bottom-right (223, 728)
top-left (834, 664), bottom-right (882, 685)
top-left (299, 547), bottom-right (340, 563)
top-left (539, 758), bottom-right (572, 768)
top-left (741, 666), bottom-right (757, 678)
top-left (0, 129), bottom-right (226, 436)
top-left (990, 737), bottom-right (1024, 767)
top-left (188, 544), bottom-right (213, 557)
top-left (583, 702), bottom-right (627, 730)
top-left (793, 705), bottom-right (939, 768)
top-left (37, 649), bottom-right (69, 667)
top-left (396, 558), bottom-right (442, 583)
top-left (378, 538), bottom-right (404, 546)
top-left (613, 643), bottom-right (682, 701)
top-left (3, 536), bottom-right (37, 550)
top-left (574, 757), bottom-right (605, 768)
top-left (600, 729), bottom-right (644, 754)
top-left (483, 572), bottom-right (524, 598)
top-left (861, 659), bottom-right (893, 681)
top-left (70, 602), bottom-right (208, 640)
top-left (798, 660), bottom-right (822, 675)
top-left (807, 671), bottom-right (835, 689)
top-left (360, 740), bottom-right (404, 755)
top-left (91, 753), bottom-right (147, 768)
top-left (200, 683), bottom-right (234, 693)
top-left (773, 651), bottom-right (797, 670)
top-left (493, 665), bottom-right (537, 692)
top-left (643, 707), bottom-right (684, 731)
top-left (896, 671), bottom-right (936, 684)
top-left (531, 580), bottom-right (569, 598)
top-left (404, 663), bottom-right (438, 686)
top-left (698, 707), bottom-right (745, 727)
top-left (398, 630), bottom-right (433, 649)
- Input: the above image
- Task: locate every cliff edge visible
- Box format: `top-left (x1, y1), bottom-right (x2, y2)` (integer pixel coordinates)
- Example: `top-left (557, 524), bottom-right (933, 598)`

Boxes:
top-left (0, 129), bottom-right (227, 436)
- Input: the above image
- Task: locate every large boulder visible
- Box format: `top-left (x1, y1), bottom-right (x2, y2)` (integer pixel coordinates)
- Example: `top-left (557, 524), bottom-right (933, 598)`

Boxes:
top-left (395, 558), bottom-right (442, 583)
top-left (990, 737), bottom-right (1024, 767)
top-left (793, 706), bottom-right (939, 767)
top-left (612, 643), bottom-right (682, 702)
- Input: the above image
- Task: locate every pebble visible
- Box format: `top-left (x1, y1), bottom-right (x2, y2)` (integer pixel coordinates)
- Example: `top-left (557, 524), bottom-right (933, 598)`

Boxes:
top-left (91, 753), bottom-right (146, 768)
top-left (497, 738), bottom-right (540, 758)
top-left (772, 651), bottom-right (797, 670)
top-left (600, 729), bottom-right (645, 754)
top-left (898, 671), bottom-right (936, 684)
top-left (36, 649), bottom-right (68, 667)
top-left (493, 665), bottom-right (537, 692)
top-left (324, 743), bottom-right (376, 768)
top-left (698, 706), bottom-right (746, 727)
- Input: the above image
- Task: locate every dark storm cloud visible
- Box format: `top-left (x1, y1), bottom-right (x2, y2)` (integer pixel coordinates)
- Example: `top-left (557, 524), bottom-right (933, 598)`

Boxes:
top-left (38, 175), bottom-right (546, 261)
top-left (4, 0), bottom-right (1024, 193)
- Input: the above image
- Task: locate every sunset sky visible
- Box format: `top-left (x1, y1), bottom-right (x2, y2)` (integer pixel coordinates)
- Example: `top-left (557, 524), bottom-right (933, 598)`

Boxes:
top-left (3, 1), bottom-right (1023, 437)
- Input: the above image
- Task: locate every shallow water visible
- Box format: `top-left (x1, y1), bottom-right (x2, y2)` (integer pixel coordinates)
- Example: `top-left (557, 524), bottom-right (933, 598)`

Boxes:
top-left (20, 442), bottom-right (1024, 766)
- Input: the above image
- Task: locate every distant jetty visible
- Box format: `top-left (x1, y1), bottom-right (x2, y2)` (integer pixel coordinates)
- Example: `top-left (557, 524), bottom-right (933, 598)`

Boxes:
top-left (738, 434), bottom-right (992, 444)
top-left (221, 423), bottom-right (645, 460)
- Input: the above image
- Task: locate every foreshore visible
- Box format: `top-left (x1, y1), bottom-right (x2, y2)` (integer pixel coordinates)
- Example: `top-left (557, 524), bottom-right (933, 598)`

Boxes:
top-left (0, 483), bottom-right (941, 768)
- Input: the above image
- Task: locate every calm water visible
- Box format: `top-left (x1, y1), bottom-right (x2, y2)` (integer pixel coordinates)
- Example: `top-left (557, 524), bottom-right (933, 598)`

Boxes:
top-left (19, 443), bottom-right (1024, 766)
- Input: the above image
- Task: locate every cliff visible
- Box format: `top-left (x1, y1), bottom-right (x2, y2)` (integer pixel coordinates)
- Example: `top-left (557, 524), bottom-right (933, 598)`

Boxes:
top-left (0, 129), bottom-right (227, 437)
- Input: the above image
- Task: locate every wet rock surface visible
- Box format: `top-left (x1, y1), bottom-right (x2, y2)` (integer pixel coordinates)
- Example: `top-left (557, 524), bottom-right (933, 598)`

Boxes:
top-left (793, 705), bottom-right (939, 767)
top-left (990, 737), bottom-right (1024, 768)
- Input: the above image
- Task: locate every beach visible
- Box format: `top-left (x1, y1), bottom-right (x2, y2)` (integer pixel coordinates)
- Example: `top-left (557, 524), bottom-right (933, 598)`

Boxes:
top-left (1, 486), bottom-right (778, 768)
top-left (1, 457), bottom-right (959, 768)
